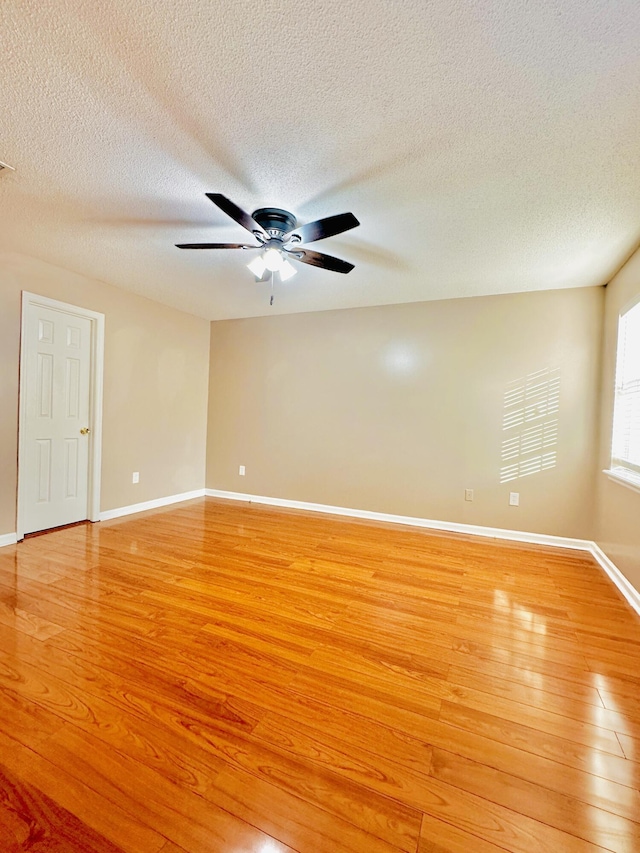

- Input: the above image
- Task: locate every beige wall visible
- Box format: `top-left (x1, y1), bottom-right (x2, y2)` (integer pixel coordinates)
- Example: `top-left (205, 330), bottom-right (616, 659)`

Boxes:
top-left (0, 252), bottom-right (210, 536)
top-left (595, 247), bottom-right (640, 590)
top-left (1, 252), bottom-right (615, 552)
top-left (207, 286), bottom-right (603, 539)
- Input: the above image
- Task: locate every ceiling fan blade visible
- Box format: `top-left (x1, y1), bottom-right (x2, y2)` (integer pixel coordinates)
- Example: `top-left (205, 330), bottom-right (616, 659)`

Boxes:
top-left (206, 193), bottom-right (268, 240)
top-left (175, 243), bottom-right (257, 249)
top-left (285, 212), bottom-right (359, 244)
top-left (286, 248), bottom-right (355, 274)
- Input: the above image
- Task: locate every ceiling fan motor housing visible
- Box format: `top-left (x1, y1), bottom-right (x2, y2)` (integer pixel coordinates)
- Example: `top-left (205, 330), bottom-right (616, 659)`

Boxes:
top-left (252, 207), bottom-right (297, 238)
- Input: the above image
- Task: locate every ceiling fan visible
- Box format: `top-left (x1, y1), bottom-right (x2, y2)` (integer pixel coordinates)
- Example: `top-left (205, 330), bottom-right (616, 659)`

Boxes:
top-left (176, 194), bottom-right (359, 303)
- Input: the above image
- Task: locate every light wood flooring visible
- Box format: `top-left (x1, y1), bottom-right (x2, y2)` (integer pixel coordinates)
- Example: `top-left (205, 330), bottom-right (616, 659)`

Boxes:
top-left (1, 497), bottom-right (639, 852)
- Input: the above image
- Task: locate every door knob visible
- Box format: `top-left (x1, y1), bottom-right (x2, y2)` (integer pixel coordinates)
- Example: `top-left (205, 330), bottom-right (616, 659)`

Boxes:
top-left (80, 427), bottom-right (90, 435)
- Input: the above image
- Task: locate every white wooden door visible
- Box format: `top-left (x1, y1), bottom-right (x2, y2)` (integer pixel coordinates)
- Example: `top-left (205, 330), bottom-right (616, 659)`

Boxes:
top-left (21, 302), bottom-right (93, 534)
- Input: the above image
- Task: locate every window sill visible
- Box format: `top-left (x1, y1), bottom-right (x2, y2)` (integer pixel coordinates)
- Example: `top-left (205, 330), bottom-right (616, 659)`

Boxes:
top-left (603, 469), bottom-right (640, 496)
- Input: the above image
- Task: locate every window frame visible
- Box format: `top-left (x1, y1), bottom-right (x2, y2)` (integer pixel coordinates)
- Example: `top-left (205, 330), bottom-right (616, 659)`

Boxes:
top-left (604, 296), bottom-right (640, 495)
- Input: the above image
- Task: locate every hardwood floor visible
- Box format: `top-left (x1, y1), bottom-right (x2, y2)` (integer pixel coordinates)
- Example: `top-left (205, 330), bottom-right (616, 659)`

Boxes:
top-left (0, 497), bottom-right (639, 852)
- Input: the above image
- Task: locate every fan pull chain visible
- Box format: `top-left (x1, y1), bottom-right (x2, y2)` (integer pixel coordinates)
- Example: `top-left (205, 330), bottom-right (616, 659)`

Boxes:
top-left (270, 272), bottom-right (274, 306)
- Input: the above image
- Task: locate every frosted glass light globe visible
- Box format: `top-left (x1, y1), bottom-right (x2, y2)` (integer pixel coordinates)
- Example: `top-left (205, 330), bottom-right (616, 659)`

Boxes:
top-left (263, 248), bottom-right (284, 272)
top-left (246, 255), bottom-right (266, 277)
top-left (279, 259), bottom-right (297, 281)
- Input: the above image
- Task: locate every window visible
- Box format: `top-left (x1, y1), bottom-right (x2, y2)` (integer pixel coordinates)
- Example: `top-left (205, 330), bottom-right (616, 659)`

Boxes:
top-left (609, 299), bottom-right (640, 491)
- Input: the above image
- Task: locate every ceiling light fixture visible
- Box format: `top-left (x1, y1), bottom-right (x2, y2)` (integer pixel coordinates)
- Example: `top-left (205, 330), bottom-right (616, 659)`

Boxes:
top-left (246, 249), bottom-right (297, 282)
top-left (246, 255), bottom-right (266, 278)
top-left (263, 248), bottom-right (284, 272)
top-left (279, 259), bottom-right (296, 281)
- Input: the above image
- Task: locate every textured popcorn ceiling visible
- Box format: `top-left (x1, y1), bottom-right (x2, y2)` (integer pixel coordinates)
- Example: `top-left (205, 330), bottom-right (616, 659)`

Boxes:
top-left (2, 0), bottom-right (640, 319)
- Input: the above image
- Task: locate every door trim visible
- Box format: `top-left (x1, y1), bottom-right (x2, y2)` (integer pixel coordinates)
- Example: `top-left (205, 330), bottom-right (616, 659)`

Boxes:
top-left (17, 292), bottom-right (105, 540)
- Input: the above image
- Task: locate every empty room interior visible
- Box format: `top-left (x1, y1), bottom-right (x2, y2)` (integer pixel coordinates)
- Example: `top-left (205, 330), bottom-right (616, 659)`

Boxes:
top-left (1, 1), bottom-right (640, 851)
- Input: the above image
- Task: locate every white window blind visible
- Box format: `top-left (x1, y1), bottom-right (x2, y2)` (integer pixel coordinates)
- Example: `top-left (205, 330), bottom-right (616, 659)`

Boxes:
top-left (611, 300), bottom-right (640, 486)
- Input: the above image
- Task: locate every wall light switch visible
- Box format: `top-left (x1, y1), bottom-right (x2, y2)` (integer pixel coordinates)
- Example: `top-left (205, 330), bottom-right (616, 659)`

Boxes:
top-left (132, 472), bottom-right (139, 484)
top-left (465, 489), bottom-right (474, 502)
top-left (238, 465), bottom-right (246, 476)
top-left (509, 491), bottom-right (519, 506)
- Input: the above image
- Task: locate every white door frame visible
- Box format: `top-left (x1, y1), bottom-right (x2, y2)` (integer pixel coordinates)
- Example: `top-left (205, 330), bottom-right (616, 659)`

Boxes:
top-left (17, 292), bottom-right (105, 540)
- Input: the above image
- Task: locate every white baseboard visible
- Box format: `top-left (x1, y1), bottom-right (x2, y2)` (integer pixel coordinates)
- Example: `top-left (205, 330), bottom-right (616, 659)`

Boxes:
top-left (0, 532), bottom-right (18, 548)
top-left (589, 543), bottom-right (640, 617)
top-left (100, 488), bottom-right (206, 522)
top-left (205, 488), bottom-right (640, 618)
top-left (205, 489), bottom-right (591, 550)
top-left (8, 487), bottom-right (637, 617)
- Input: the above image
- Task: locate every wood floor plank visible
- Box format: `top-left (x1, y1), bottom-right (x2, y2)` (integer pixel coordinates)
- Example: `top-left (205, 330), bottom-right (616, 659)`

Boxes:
top-left (441, 686), bottom-right (625, 754)
top-left (0, 761), bottom-right (128, 853)
top-left (0, 596), bottom-right (66, 641)
top-left (246, 682), bottom-right (436, 776)
top-left (429, 747), bottom-right (640, 852)
top-left (208, 765), bottom-right (411, 853)
top-left (448, 663), bottom-right (605, 712)
top-left (399, 716), bottom-right (640, 822)
top-left (617, 731), bottom-right (640, 761)
top-left (599, 687), bottom-right (640, 724)
top-left (0, 646), bottom-right (229, 795)
top-left (298, 645), bottom-right (449, 715)
top-left (0, 632), bottom-right (263, 752)
top-left (263, 681), bottom-right (640, 824)
top-left (418, 812), bottom-right (521, 852)
top-left (447, 637), bottom-right (594, 687)
top-left (36, 724), bottom-right (288, 853)
top-left (413, 774), bottom-right (608, 852)
top-left (286, 668), bottom-right (442, 734)
top-left (150, 697), bottom-right (422, 851)
top-left (252, 709), bottom-right (434, 817)
top-left (0, 672), bottom-right (65, 751)
top-left (439, 700), bottom-right (640, 787)
top-left (1, 497), bottom-right (639, 852)
top-left (0, 742), bottom-right (165, 853)
top-left (450, 618), bottom-right (586, 661)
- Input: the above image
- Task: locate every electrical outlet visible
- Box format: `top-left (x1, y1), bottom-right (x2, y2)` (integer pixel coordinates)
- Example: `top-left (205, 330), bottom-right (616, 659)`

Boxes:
top-left (238, 465), bottom-right (246, 476)
top-left (132, 472), bottom-right (139, 484)
top-left (509, 491), bottom-right (519, 506)
top-left (464, 489), bottom-right (474, 501)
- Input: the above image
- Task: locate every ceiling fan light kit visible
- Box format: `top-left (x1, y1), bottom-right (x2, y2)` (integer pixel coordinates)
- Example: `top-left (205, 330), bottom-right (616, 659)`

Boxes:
top-left (246, 255), bottom-right (268, 278)
top-left (278, 259), bottom-right (297, 281)
top-left (175, 194), bottom-right (359, 304)
top-left (263, 247), bottom-right (287, 272)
